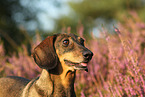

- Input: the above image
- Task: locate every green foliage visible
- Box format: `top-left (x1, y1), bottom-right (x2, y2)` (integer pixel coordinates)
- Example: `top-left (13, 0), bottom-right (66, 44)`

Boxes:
top-left (69, 0), bottom-right (145, 20)
top-left (0, 0), bottom-right (36, 55)
top-left (70, 0), bottom-right (123, 19)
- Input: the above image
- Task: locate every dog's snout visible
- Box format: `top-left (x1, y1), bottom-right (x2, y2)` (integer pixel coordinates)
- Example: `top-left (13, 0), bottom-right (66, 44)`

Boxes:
top-left (83, 51), bottom-right (93, 61)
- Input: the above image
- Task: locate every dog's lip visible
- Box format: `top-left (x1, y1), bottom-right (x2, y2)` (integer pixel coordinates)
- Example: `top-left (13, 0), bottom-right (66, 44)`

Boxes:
top-left (64, 60), bottom-right (88, 71)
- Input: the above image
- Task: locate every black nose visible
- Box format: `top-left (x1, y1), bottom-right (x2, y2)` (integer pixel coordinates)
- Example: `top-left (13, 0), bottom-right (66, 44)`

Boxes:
top-left (83, 51), bottom-right (93, 61)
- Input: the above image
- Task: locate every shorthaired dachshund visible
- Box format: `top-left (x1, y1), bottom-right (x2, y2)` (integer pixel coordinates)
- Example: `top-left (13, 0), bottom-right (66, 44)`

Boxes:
top-left (0, 33), bottom-right (93, 97)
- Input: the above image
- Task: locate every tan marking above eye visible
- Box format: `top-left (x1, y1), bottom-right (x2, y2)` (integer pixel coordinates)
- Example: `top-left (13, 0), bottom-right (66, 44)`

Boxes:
top-left (78, 37), bottom-right (81, 40)
top-left (77, 37), bottom-right (84, 42)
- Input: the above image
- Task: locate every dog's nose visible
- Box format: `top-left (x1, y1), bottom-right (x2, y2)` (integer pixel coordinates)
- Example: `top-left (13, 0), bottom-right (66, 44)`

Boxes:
top-left (83, 51), bottom-right (93, 61)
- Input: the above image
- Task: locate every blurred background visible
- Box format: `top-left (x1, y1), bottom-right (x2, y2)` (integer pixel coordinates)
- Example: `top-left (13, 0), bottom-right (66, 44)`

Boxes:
top-left (0, 0), bottom-right (145, 96)
top-left (0, 0), bottom-right (145, 55)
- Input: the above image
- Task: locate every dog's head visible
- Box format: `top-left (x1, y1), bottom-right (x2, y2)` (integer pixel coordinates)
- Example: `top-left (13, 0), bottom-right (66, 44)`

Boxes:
top-left (32, 33), bottom-right (93, 72)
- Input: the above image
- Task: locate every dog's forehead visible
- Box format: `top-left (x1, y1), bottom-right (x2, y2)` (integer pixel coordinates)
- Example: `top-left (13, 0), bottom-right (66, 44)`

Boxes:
top-left (56, 33), bottom-right (82, 41)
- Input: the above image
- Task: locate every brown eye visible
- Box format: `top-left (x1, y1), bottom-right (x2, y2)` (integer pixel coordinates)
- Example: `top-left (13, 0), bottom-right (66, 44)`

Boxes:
top-left (63, 39), bottom-right (69, 46)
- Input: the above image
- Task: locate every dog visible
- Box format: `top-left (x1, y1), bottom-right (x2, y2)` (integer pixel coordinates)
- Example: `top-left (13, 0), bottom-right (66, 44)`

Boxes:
top-left (0, 33), bottom-right (93, 97)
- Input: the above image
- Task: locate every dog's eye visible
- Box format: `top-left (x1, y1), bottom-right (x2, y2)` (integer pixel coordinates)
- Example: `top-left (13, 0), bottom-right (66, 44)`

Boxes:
top-left (63, 39), bottom-right (69, 46)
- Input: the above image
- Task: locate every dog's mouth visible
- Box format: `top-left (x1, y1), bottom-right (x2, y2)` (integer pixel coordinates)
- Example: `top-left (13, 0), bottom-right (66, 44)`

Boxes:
top-left (64, 60), bottom-right (88, 72)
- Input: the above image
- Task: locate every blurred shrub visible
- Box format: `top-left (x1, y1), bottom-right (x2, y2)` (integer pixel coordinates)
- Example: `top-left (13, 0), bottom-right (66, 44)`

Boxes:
top-left (0, 12), bottom-right (145, 96)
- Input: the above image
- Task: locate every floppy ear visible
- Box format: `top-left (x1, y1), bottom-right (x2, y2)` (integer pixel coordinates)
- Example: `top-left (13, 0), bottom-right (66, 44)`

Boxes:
top-left (32, 35), bottom-right (58, 70)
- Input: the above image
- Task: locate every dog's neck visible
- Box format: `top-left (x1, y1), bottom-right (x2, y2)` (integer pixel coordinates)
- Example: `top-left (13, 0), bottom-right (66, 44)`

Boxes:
top-left (36, 63), bottom-right (76, 97)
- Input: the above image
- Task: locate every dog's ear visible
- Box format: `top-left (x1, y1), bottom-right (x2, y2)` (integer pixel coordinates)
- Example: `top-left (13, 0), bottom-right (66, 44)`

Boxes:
top-left (32, 35), bottom-right (58, 70)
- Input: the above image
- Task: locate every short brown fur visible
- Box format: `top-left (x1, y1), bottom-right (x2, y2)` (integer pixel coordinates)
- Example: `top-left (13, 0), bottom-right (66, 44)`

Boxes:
top-left (0, 33), bottom-right (93, 97)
